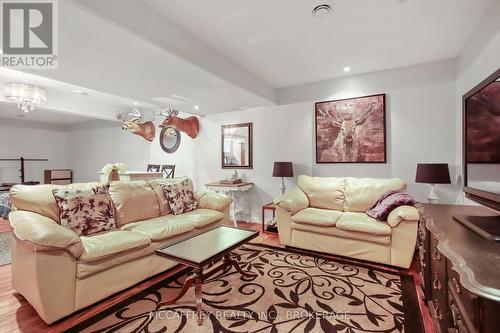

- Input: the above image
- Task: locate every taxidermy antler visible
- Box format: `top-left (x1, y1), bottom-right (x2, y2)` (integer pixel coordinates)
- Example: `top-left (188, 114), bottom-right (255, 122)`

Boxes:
top-left (157, 107), bottom-right (200, 139)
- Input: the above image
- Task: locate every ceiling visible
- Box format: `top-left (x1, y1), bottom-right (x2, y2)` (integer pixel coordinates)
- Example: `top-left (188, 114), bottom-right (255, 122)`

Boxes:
top-left (0, 102), bottom-right (100, 125)
top-left (26, 0), bottom-right (276, 117)
top-left (0, 66), bottom-right (153, 124)
top-left (144, 0), bottom-right (493, 87)
top-left (0, 0), bottom-right (493, 122)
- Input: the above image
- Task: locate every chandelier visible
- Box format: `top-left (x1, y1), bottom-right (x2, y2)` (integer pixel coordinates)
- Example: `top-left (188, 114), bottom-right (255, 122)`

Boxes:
top-left (4, 82), bottom-right (47, 113)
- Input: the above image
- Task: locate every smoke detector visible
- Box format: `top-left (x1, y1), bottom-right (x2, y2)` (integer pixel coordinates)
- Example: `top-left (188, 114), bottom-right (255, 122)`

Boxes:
top-left (312, 2), bottom-right (333, 18)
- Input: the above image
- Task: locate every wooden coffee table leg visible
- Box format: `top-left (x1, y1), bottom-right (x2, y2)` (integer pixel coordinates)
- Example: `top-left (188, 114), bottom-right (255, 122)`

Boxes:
top-left (159, 272), bottom-right (196, 306)
top-left (223, 253), bottom-right (257, 278)
top-left (194, 270), bottom-right (203, 325)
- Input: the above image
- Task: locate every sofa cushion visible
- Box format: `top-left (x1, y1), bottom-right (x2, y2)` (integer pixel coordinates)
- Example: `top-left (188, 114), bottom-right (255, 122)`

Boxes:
top-left (52, 185), bottom-right (116, 236)
top-left (150, 177), bottom-right (196, 216)
top-left (336, 212), bottom-right (392, 236)
top-left (79, 230), bottom-right (150, 262)
top-left (162, 209), bottom-right (224, 228)
top-left (344, 177), bottom-right (406, 212)
top-left (150, 180), bottom-right (171, 216)
top-left (9, 182), bottom-right (100, 223)
top-left (291, 222), bottom-right (391, 245)
top-left (108, 181), bottom-right (160, 226)
top-left (291, 208), bottom-right (343, 227)
top-left (121, 216), bottom-right (195, 241)
top-left (297, 175), bottom-right (345, 211)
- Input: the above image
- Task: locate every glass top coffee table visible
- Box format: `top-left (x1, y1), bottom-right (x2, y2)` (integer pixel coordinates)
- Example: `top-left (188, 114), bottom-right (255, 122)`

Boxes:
top-left (155, 226), bottom-right (259, 325)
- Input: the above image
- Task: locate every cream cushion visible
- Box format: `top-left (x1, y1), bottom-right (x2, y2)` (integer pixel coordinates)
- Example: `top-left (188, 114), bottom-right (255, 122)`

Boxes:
top-left (121, 216), bottom-right (195, 241)
top-left (273, 187), bottom-right (309, 214)
top-left (162, 209), bottom-right (224, 228)
top-left (297, 175), bottom-right (345, 211)
top-left (343, 177), bottom-right (406, 212)
top-left (108, 181), bottom-right (160, 226)
top-left (79, 230), bottom-right (150, 262)
top-left (77, 245), bottom-right (153, 279)
top-left (10, 183), bottom-right (100, 223)
top-left (195, 191), bottom-right (232, 212)
top-left (149, 178), bottom-right (196, 216)
top-left (9, 210), bottom-right (84, 258)
top-left (387, 205), bottom-right (420, 227)
top-left (150, 180), bottom-right (171, 216)
top-left (291, 222), bottom-right (391, 245)
top-left (336, 212), bottom-right (392, 236)
top-left (291, 208), bottom-right (343, 227)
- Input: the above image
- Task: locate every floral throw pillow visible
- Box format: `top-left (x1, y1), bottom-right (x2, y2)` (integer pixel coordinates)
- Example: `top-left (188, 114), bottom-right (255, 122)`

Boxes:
top-left (161, 179), bottom-right (198, 215)
top-left (52, 185), bottom-right (116, 236)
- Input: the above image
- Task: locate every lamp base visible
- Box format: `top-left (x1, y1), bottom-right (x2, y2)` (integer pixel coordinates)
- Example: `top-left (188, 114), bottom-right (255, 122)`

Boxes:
top-left (280, 177), bottom-right (286, 195)
top-left (427, 184), bottom-right (439, 204)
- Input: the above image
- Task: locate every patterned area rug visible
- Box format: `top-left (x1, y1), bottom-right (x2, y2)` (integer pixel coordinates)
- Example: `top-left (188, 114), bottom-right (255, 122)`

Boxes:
top-left (69, 243), bottom-right (423, 333)
top-left (0, 233), bottom-right (12, 266)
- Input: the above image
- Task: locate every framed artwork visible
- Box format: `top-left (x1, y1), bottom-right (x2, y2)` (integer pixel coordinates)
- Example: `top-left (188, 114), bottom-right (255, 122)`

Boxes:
top-left (221, 123), bottom-right (253, 169)
top-left (315, 94), bottom-right (386, 163)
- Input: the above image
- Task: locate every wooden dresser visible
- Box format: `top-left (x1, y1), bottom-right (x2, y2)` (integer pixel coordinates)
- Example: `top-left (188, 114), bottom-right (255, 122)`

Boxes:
top-left (418, 204), bottom-right (500, 333)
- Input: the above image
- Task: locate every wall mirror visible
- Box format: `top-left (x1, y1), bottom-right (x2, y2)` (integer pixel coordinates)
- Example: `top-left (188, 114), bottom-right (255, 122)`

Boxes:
top-left (159, 127), bottom-right (181, 153)
top-left (221, 123), bottom-right (253, 169)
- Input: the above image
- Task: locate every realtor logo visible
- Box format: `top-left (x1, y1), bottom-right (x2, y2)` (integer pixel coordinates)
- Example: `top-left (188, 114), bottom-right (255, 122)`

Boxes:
top-left (1, 0), bottom-right (58, 68)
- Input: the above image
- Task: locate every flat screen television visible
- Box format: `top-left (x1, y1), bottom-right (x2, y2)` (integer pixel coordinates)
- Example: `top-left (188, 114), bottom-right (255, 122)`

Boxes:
top-left (458, 68), bottom-right (500, 242)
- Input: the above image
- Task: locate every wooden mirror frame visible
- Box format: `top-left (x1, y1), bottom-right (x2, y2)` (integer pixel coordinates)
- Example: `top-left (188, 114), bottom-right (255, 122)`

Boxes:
top-left (159, 126), bottom-right (181, 153)
top-left (221, 122), bottom-right (253, 169)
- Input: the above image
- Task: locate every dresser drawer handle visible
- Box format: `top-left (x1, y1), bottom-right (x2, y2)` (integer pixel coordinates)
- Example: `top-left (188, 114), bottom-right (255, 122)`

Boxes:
top-left (433, 273), bottom-right (442, 290)
top-left (432, 246), bottom-right (441, 261)
top-left (451, 277), bottom-right (461, 294)
top-left (434, 298), bottom-right (443, 321)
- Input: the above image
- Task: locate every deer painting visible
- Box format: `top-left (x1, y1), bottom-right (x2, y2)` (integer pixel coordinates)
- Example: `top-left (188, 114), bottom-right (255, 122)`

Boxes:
top-left (121, 118), bottom-right (156, 142)
top-left (158, 108), bottom-right (199, 139)
top-left (316, 95), bottom-right (386, 163)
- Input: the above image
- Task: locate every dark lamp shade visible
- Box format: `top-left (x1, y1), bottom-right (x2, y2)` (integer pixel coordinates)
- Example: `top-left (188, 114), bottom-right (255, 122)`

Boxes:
top-left (273, 162), bottom-right (294, 178)
top-left (415, 163), bottom-right (451, 184)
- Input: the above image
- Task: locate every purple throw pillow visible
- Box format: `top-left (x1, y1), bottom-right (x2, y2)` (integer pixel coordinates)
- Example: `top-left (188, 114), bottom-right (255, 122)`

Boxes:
top-left (366, 190), bottom-right (416, 221)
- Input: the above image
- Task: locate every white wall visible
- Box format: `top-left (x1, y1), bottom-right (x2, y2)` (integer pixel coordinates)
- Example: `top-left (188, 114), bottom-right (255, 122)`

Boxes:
top-left (193, 103), bottom-right (313, 221)
top-left (194, 59), bottom-right (458, 222)
top-left (67, 114), bottom-right (195, 183)
top-left (0, 118), bottom-right (70, 184)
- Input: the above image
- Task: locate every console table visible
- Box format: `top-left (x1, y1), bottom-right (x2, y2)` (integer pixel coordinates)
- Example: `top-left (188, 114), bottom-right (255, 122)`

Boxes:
top-left (205, 182), bottom-right (253, 227)
top-left (418, 203), bottom-right (500, 333)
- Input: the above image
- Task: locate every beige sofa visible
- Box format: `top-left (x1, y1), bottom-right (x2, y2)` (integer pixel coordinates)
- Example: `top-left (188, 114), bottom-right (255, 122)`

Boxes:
top-left (8, 178), bottom-right (231, 324)
top-left (274, 176), bottom-right (419, 268)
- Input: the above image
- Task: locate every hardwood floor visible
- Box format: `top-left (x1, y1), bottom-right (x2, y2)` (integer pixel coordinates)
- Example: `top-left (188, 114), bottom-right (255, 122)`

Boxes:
top-left (0, 222), bottom-right (435, 333)
top-left (0, 218), bottom-right (11, 233)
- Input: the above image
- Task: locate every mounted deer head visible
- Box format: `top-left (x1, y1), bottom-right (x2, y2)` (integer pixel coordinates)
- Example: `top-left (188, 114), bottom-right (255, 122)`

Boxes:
top-left (157, 107), bottom-right (200, 139)
top-left (121, 117), bottom-right (156, 142)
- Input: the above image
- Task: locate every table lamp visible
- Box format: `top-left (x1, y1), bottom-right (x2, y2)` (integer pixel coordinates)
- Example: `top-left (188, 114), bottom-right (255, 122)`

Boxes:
top-left (415, 163), bottom-right (451, 203)
top-left (273, 162), bottom-right (294, 195)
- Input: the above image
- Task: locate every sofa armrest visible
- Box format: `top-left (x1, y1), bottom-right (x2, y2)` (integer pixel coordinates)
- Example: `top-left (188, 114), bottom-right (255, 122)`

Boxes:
top-left (195, 191), bottom-right (232, 212)
top-left (387, 205), bottom-right (419, 227)
top-left (9, 210), bottom-right (83, 258)
top-left (273, 187), bottom-right (309, 214)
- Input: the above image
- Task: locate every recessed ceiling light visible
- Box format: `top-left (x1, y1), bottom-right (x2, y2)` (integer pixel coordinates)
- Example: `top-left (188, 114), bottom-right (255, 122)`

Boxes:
top-left (344, 67), bottom-right (351, 72)
top-left (193, 105), bottom-right (199, 110)
top-left (312, 3), bottom-right (333, 18)
top-left (133, 101), bottom-right (139, 106)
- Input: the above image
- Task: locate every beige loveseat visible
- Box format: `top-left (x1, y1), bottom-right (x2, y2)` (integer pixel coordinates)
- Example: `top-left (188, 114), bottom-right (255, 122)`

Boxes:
top-left (274, 176), bottom-right (419, 268)
top-left (8, 177), bottom-right (231, 324)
